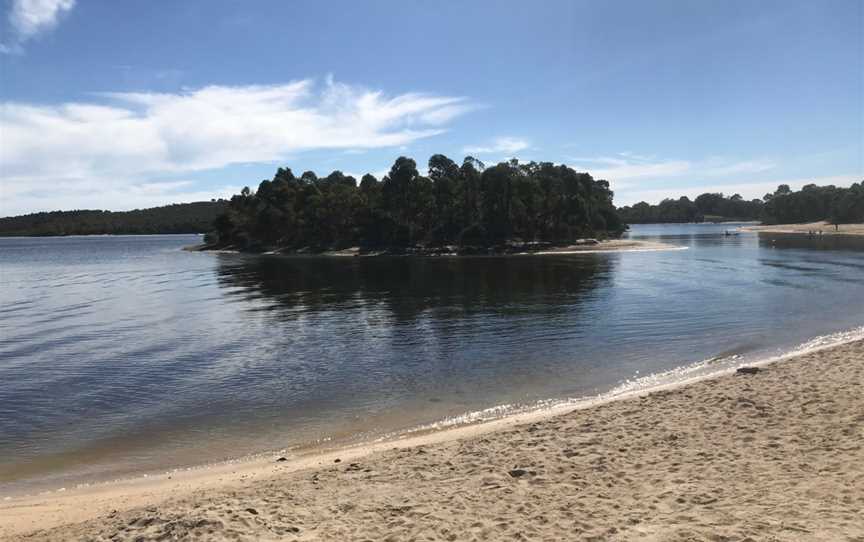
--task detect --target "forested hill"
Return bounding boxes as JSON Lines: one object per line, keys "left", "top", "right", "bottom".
{"left": 618, "top": 182, "right": 864, "bottom": 225}
{"left": 762, "top": 183, "right": 864, "bottom": 224}
{"left": 618, "top": 193, "right": 765, "bottom": 224}
{"left": 211, "top": 155, "right": 625, "bottom": 252}
{"left": 0, "top": 201, "right": 228, "bottom": 236}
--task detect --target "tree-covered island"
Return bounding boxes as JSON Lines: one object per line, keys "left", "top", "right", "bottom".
{"left": 208, "top": 155, "right": 626, "bottom": 253}
{"left": 2, "top": 162, "right": 860, "bottom": 244}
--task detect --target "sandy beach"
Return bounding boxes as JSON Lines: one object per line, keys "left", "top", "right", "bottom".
{"left": 743, "top": 221, "right": 864, "bottom": 236}
{"left": 528, "top": 239, "right": 681, "bottom": 254}
{"left": 3, "top": 339, "right": 863, "bottom": 541}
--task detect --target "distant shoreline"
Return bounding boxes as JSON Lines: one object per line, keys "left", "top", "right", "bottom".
{"left": 0, "top": 233, "right": 203, "bottom": 239}
{"left": 0, "top": 202, "right": 226, "bottom": 238}
{"left": 742, "top": 221, "right": 864, "bottom": 236}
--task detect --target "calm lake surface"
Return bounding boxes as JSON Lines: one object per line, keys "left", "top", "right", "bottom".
{"left": 1, "top": 224, "right": 864, "bottom": 494}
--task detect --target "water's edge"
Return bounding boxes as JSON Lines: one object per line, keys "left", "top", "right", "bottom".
{"left": 7, "top": 324, "right": 862, "bottom": 500}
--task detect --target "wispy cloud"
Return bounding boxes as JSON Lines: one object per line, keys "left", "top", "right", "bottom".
{"left": 569, "top": 153, "right": 775, "bottom": 182}
{"left": 1, "top": 0, "right": 75, "bottom": 53}
{"left": 700, "top": 159, "right": 777, "bottom": 177}
{"left": 464, "top": 136, "right": 530, "bottom": 155}
{"left": 570, "top": 155, "right": 691, "bottom": 179}
{"left": 0, "top": 78, "right": 476, "bottom": 215}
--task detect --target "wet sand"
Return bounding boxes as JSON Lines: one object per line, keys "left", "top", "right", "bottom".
{"left": 2, "top": 340, "right": 862, "bottom": 541}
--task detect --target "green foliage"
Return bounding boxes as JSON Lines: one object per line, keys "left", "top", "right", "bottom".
{"left": 617, "top": 197, "right": 704, "bottom": 224}
{"left": 763, "top": 182, "right": 864, "bottom": 225}
{"left": 619, "top": 193, "right": 764, "bottom": 224}
{"left": 618, "top": 182, "right": 864, "bottom": 225}
{"left": 213, "top": 155, "right": 625, "bottom": 251}
{"left": 0, "top": 201, "right": 228, "bottom": 236}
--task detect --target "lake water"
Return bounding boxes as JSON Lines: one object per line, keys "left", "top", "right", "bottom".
{"left": 1, "top": 224, "right": 863, "bottom": 495}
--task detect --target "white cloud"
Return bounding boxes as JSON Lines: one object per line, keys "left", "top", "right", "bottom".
{"left": 700, "top": 159, "right": 776, "bottom": 177}
{"left": 464, "top": 137, "right": 530, "bottom": 155}
{"left": 2, "top": 0, "right": 75, "bottom": 52}
{"left": 569, "top": 153, "right": 775, "bottom": 182}
{"left": 0, "top": 78, "right": 475, "bottom": 215}
{"left": 572, "top": 156, "right": 692, "bottom": 180}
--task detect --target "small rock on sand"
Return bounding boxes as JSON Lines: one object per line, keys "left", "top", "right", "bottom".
{"left": 736, "top": 367, "right": 760, "bottom": 375}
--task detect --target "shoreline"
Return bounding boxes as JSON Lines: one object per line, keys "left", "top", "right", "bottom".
{"left": 185, "top": 238, "right": 681, "bottom": 256}
{"left": 2, "top": 330, "right": 863, "bottom": 540}
{"left": 742, "top": 221, "right": 864, "bottom": 236}
{"left": 2, "top": 325, "right": 854, "bottom": 500}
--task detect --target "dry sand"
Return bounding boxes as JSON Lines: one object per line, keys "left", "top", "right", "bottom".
{"left": 743, "top": 221, "right": 864, "bottom": 236}
{"left": 529, "top": 239, "right": 680, "bottom": 255}
{"left": 2, "top": 340, "right": 863, "bottom": 541}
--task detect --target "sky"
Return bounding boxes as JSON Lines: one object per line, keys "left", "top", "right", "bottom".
{"left": 0, "top": 0, "right": 862, "bottom": 215}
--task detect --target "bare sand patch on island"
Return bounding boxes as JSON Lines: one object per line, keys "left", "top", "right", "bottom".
{"left": 528, "top": 239, "right": 681, "bottom": 254}
{"left": 186, "top": 239, "right": 681, "bottom": 256}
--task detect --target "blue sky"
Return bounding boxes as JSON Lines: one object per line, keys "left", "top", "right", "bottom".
{"left": 1, "top": 0, "right": 861, "bottom": 215}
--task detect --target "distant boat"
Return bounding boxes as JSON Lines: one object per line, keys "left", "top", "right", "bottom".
{"left": 724, "top": 230, "right": 740, "bottom": 236}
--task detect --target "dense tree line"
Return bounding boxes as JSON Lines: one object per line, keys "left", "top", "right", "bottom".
{"left": 0, "top": 201, "right": 228, "bottom": 236}
{"left": 762, "top": 182, "right": 864, "bottom": 225}
{"left": 618, "top": 193, "right": 764, "bottom": 224}
{"left": 619, "top": 183, "right": 864, "bottom": 225}
{"left": 212, "top": 156, "right": 625, "bottom": 251}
